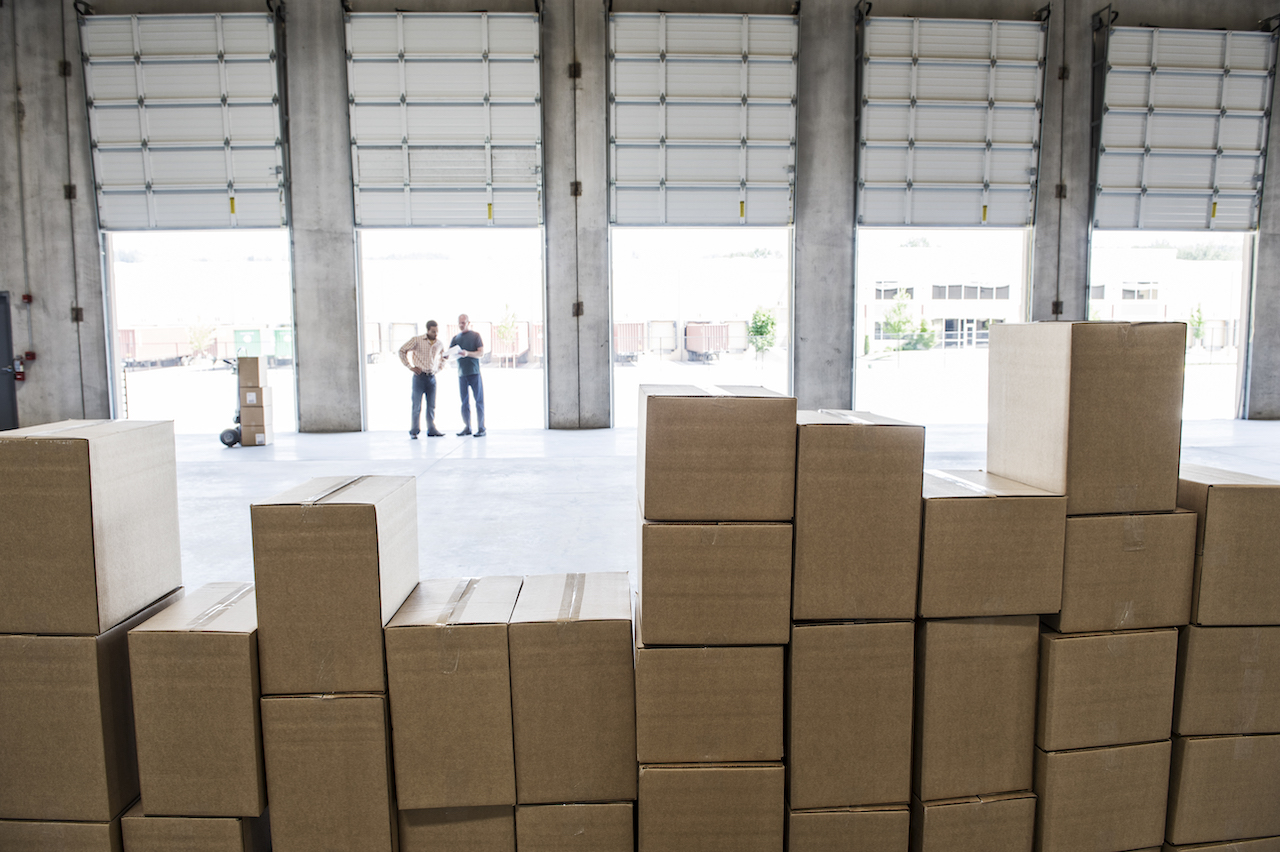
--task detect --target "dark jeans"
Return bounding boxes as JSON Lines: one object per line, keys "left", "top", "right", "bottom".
{"left": 410, "top": 371, "right": 437, "bottom": 435}
{"left": 459, "top": 371, "right": 485, "bottom": 432}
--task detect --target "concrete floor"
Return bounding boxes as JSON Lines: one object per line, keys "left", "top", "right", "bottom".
{"left": 177, "top": 420, "right": 1280, "bottom": 590}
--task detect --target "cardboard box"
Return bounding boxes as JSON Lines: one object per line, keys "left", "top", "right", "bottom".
{"left": 1033, "top": 740, "right": 1172, "bottom": 852}
{"left": 259, "top": 693, "right": 396, "bottom": 852}
{"left": 637, "top": 520, "right": 791, "bottom": 645}
{"left": 919, "top": 471, "right": 1066, "bottom": 618}
{"left": 129, "top": 583, "right": 265, "bottom": 817}
{"left": 911, "top": 792, "right": 1036, "bottom": 852}
{"left": 789, "top": 621, "right": 914, "bottom": 809}
{"left": 239, "top": 424, "right": 273, "bottom": 447}
{"left": 1166, "top": 734, "right": 1280, "bottom": 846}
{"left": 239, "top": 405, "right": 272, "bottom": 428}
{"left": 793, "top": 410, "right": 925, "bottom": 621}
{"left": 1175, "top": 625, "right": 1280, "bottom": 736}
{"left": 0, "top": 590, "right": 179, "bottom": 822}
{"left": 1163, "top": 841, "right": 1280, "bottom": 851}
{"left": 1046, "top": 511, "right": 1198, "bottom": 633}
{"left": 914, "top": 616, "right": 1039, "bottom": 801}
{"left": 787, "top": 805, "right": 909, "bottom": 852}
{"left": 251, "top": 475, "right": 418, "bottom": 695}
{"left": 239, "top": 387, "right": 271, "bottom": 408}
{"left": 635, "top": 644, "right": 783, "bottom": 763}
{"left": 237, "top": 356, "right": 268, "bottom": 388}
{"left": 0, "top": 419, "right": 182, "bottom": 635}
{"left": 1037, "top": 627, "right": 1179, "bottom": 751}
{"left": 120, "top": 801, "right": 270, "bottom": 852}
{"left": 385, "top": 577, "right": 522, "bottom": 809}
{"left": 637, "top": 385, "right": 796, "bottom": 521}
{"left": 0, "top": 814, "right": 123, "bottom": 851}
{"left": 637, "top": 763, "right": 784, "bottom": 852}
{"left": 1178, "top": 465, "right": 1280, "bottom": 625}
{"left": 516, "top": 803, "right": 634, "bottom": 852}
{"left": 987, "top": 321, "right": 1186, "bottom": 516}
{"left": 508, "top": 572, "right": 637, "bottom": 804}
{"left": 399, "top": 806, "right": 514, "bottom": 852}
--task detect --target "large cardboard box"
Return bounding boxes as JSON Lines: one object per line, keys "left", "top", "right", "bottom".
{"left": 516, "top": 803, "right": 634, "bottom": 852}
{"left": 1163, "top": 841, "right": 1280, "bottom": 851}
{"left": 129, "top": 583, "right": 265, "bottom": 817}
{"left": 987, "top": 321, "right": 1186, "bottom": 516}
{"left": 239, "top": 386, "right": 271, "bottom": 408}
{"left": 239, "top": 404, "right": 272, "bottom": 428}
{"left": 1033, "top": 740, "right": 1172, "bottom": 852}
{"left": 1175, "top": 625, "right": 1280, "bottom": 735}
{"left": 1178, "top": 465, "right": 1280, "bottom": 625}
{"left": 787, "top": 805, "right": 909, "bottom": 852}
{"left": 789, "top": 621, "right": 914, "bottom": 809}
{"left": 910, "top": 792, "right": 1036, "bottom": 852}
{"left": 508, "top": 572, "right": 637, "bottom": 804}
{"left": 1166, "top": 734, "right": 1280, "bottom": 846}
{"left": 1037, "top": 627, "right": 1178, "bottom": 751}
{"left": 251, "top": 475, "right": 418, "bottom": 695}
{"left": 120, "top": 802, "right": 270, "bottom": 852}
{"left": 914, "top": 616, "right": 1039, "bottom": 801}
{"left": 0, "top": 814, "right": 123, "bottom": 851}
{"left": 398, "top": 806, "right": 514, "bottom": 852}
{"left": 638, "top": 520, "right": 791, "bottom": 645}
{"left": 919, "top": 471, "right": 1066, "bottom": 618}
{"left": 637, "top": 763, "right": 784, "bottom": 852}
{"left": 635, "top": 644, "right": 782, "bottom": 763}
{"left": 637, "top": 385, "right": 796, "bottom": 521}
{"left": 0, "top": 590, "right": 179, "bottom": 822}
{"left": 259, "top": 693, "right": 396, "bottom": 852}
{"left": 792, "top": 410, "right": 925, "bottom": 621}
{"left": 237, "top": 356, "right": 268, "bottom": 388}
{"left": 239, "top": 424, "right": 273, "bottom": 447}
{"left": 0, "top": 420, "right": 182, "bottom": 635}
{"left": 1046, "top": 511, "right": 1198, "bottom": 633}
{"left": 385, "top": 576, "right": 522, "bottom": 809}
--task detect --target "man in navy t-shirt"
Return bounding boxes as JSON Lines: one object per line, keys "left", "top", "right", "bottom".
{"left": 450, "top": 313, "right": 486, "bottom": 437}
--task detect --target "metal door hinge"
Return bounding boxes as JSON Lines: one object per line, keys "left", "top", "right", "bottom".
{"left": 71, "top": 306, "right": 85, "bottom": 323}
{"left": 1051, "top": 300, "right": 1064, "bottom": 316}
{"left": 572, "top": 301, "right": 584, "bottom": 317}
{"left": 1055, "top": 184, "right": 1067, "bottom": 199}
{"left": 64, "top": 184, "right": 77, "bottom": 200}
{"left": 1059, "top": 65, "right": 1070, "bottom": 80}
{"left": 568, "top": 61, "right": 582, "bottom": 78}
{"left": 570, "top": 181, "right": 582, "bottom": 196}
{"left": 59, "top": 60, "right": 72, "bottom": 77}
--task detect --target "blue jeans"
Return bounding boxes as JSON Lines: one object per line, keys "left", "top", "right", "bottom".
{"left": 410, "top": 371, "right": 437, "bottom": 435}
{"left": 459, "top": 372, "right": 485, "bottom": 432}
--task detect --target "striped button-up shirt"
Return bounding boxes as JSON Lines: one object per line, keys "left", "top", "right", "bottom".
{"left": 398, "top": 334, "right": 445, "bottom": 374}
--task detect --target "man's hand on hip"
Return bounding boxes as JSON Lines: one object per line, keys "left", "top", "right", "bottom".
{"left": 412, "top": 366, "right": 423, "bottom": 375}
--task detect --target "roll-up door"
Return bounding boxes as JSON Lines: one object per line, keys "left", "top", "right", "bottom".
{"left": 345, "top": 13, "right": 542, "bottom": 227}
{"left": 79, "top": 13, "right": 286, "bottom": 230}
{"left": 1092, "top": 25, "right": 1277, "bottom": 230}
{"left": 857, "top": 16, "right": 1049, "bottom": 227}
{"left": 608, "top": 13, "right": 798, "bottom": 226}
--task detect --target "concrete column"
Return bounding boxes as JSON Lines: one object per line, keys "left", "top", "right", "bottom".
{"left": 1245, "top": 47, "right": 1280, "bottom": 418}
{"left": 285, "top": 0, "right": 363, "bottom": 431}
{"left": 792, "top": 0, "right": 856, "bottom": 410}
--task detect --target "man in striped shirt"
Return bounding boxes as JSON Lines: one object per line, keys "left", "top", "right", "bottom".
{"left": 399, "top": 320, "right": 446, "bottom": 438}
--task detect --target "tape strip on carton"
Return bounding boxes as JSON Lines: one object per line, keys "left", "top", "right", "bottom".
{"left": 300, "top": 475, "right": 366, "bottom": 506}
{"left": 557, "top": 573, "right": 587, "bottom": 622}
{"left": 924, "top": 469, "right": 990, "bottom": 496}
{"left": 436, "top": 578, "right": 479, "bottom": 625}
{"left": 186, "top": 582, "right": 255, "bottom": 630}
{"left": 20, "top": 420, "right": 111, "bottom": 438}
{"left": 1122, "top": 515, "right": 1146, "bottom": 552}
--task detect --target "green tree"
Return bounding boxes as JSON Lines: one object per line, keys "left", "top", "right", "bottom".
{"left": 749, "top": 307, "right": 777, "bottom": 357}
{"left": 902, "top": 319, "right": 936, "bottom": 351}
{"left": 881, "top": 291, "right": 917, "bottom": 349}
{"left": 188, "top": 320, "right": 215, "bottom": 359}
{"left": 1189, "top": 304, "right": 1205, "bottom": 344}
{"left": 495, "top": 305, "right": 519, "bottom": 366}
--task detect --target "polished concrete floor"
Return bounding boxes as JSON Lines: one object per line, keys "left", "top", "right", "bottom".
{"left": 177, "top": 420, "right": 1280, "bottom": 590}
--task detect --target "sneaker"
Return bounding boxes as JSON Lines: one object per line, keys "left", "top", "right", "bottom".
{"left": 409, "top": 433, "right": 418, "bottom": 439}
{"left": 457, "top": 428, "right": 472, "bottom": 436}
{"left": 474, "top": 429, "right": 487, "bottom": 437}
{"left": 427, "top": 430, "right": 445, "bottom": 437}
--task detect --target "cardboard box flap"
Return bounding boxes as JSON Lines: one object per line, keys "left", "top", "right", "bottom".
{"left": 714, "top": 384, "right": 789, "bottom": 398}
{"left": 923, "top": 470, "right": 1063, "bottom": 500}
{"left": 510, "top": 573, "right": 631, "bottom": 623}
{"left": 922, "top": 791, "right": 1037, "bottom": 808}
{"left": 255, "top": 475, "right": 413, "bottom": 507}
{"left": 812, "top": 409, "right": 921, "bottom": 428}
{"left": 388, "top": 576, "right": 522, "bottom": 628}
{"left": 791, "top": 804, "right": 909, "bottom": 815}
{"left": 641, "top": 761, "right": 779, "bottom": 770}
{"left": 1179, "top": 464, "right": 1279, "bottom": 488}
{"left": 131, "top": 583, "right": 256, "bottom": 634}
{"left": 0, "top": 419, "right": 119, "bottom": 439}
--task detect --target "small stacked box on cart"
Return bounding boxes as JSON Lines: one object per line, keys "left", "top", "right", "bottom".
{"left": 238, "top": 356, "right": 272, "bottom": 446}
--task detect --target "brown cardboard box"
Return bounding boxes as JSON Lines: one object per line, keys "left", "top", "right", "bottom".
{"left": 637, "top": 763, "right": 784, "bottom": 852}
{"left": 239, "top": 387, "right": 271, "bottom": 408}
{"left": 1037, "top": 627, "right": 1178, "bottom": 751}
{"left": 637, "top": 520, "right": 791, "bottom": 645}
{"left": 0, "top": 814, "right": 124, "bottom": 851}
{"left": 120, "top": 801, "right": 270, "bottom": 852}
{"left": 239, "top": 424, "right": 273, "bottom": 447}
{"left": 1164, "top": 841, "right": 1280, "bottom": 851}
{"left": 919, "top": 471, "right": 1066, "bottom": 618}
{"left": 239, "top": 405, "right": 271, "bottom": 428}
{"left": 385, "top": 577, "right": 522, "bottom": 809}
{"left": 129, "top": 583, "right": 265, "bottom": 817}
{"left": 237, "top": 356, "right": 268, "bottom": 388}
{"left": 1175, "top": 625, "right": 1280, "bottom": 735}
{"left": 635, "top": 644, "right": 783, "bottom": 763}
{"left": 1046, "top": 511, "right": 1198, "bottom": 633}
{"left": 1178, "top": 465, "right": 1280, "bottom": 625}
{"left": 259, "top": 693, "right": 396, "bottom": 852}
{"left": 789, "top": 621, "right": 914, "bottom": 809}
{"left": 1166, "top": 734, "right": 1280, "bottom": 846}
{"left": 792, "top": 410, "right": 925, "bottom": 621}
{"left": 637, "top": 385, "right": 797, "bottom": 521}
{"left": 0, "top": 419, "right": 182, "bottom": 635}
{"left": 399, "top": 806, "right": 514, "bottom": 852}
{"left": 0, "top": 591, "right": 180, "bottom": 822}
{"left": 988, "top": 321, "right": 1186, "bottom": 516}
{"left": 911, "top": 792, "right": 1036, "bottom": 852}
{"left": 787, "top": 805, "right": 909, "bottom": 852}
{"left": 251, "top": 475, "right": 418, "bottom": 695}
{"left": 508, "top": 572, "right": 637, "bottom": 804}
{"left": 914, "top": 616, "right": 1039, "bottom": 801}
{"left": 1033, "top": 740, "right": 1172, "bottom": 852}
{"left": 516, "top": 803, "right": 634, "bottom": 852}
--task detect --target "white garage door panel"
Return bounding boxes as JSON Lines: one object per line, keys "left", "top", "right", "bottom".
{"left": 81, "top": 13, "right": 287, "bottom": 229}
{"left": 346, "top": 12, "right": 543, "bottom": 227}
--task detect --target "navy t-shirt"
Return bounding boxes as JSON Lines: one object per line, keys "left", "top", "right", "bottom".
{"left": 451, "top": 330, "right": 483, "bottom": 376}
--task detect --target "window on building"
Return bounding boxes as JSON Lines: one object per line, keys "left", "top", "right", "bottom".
{"left": 1090, "top": 285, "right": 1106, "bottom": 301}
{"left": 1122, "top": 287, "right": 1159, "bottom": 300}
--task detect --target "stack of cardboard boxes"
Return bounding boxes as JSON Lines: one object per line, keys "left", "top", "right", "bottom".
{"left": 238, "top": 356, "right": 272, "bottom": 447}
{"left": 0, "top": 421, "right": 184, "bottom": 849}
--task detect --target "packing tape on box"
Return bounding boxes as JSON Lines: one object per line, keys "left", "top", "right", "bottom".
{"left": 924, "top": 469, "right": 991, "bottom": 496}
{"left": 436, "top": 578, "right": 479, "bottom": 626}
{"left": 299, "top": 476, "right": 365, "bottom": 506}
{"left": 1113, "top": 599, "right": 1136, "bottom": 630}
{"left": 186, "top": 582, "right": 255, "bottom": 630}
{"left": 557, "top": 572, "right": 587, "bottom": 622}
{"left": 818, "top": 409, "right": 874, "bottom": 426}
{"left": 1122, "top": 515, "right": 1146, "bottom": 552}
{"left": 19, "top": 420, "right": 110, "bottom": 438}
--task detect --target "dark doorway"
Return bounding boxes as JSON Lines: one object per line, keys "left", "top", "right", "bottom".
{"left": 0, "top": 292, "right": 18, "bottom": 430}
